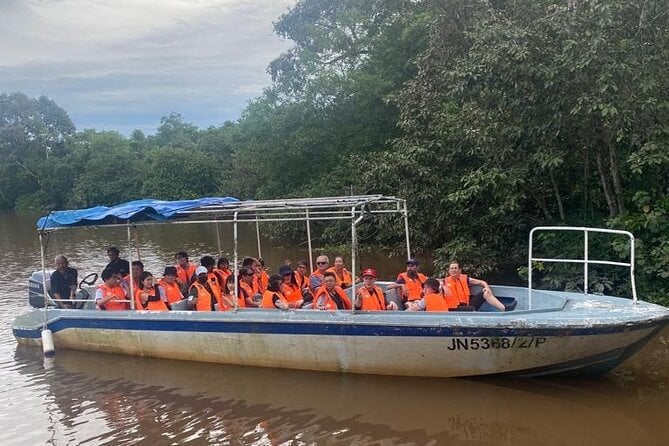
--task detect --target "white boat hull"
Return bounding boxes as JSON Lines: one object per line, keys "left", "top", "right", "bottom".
{"left": 13, "top": 287, "right": 669, "bottom": 378}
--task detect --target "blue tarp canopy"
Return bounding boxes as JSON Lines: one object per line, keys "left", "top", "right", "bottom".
{"left": 37, "top": 197, "right": 240, "bottom": 230}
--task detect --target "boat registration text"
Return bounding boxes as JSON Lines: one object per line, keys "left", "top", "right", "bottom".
{"left": 446, "top": 337, "right": 548, "bottom": 351}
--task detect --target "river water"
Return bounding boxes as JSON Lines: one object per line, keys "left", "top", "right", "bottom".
{"left": 1, "top": 211, "right": 667, "bottom": 445}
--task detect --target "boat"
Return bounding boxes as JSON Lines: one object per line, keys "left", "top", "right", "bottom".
{"left": 13, "top": 195, "right": 669, "bottom": 378}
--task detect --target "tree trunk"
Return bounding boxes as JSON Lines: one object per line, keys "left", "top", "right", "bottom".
{"left": 549, "top": 170, "right": 566, "bottom": 222}
{"left": 607, "top": 139, "right": 625, "bottom": 214}
{"left": 595, "top": 147, "right": 618, "bottom": 217}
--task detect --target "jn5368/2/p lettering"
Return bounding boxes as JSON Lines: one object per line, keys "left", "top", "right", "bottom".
{"left": 446, "top": 337, "right": 547, "bottom": 351}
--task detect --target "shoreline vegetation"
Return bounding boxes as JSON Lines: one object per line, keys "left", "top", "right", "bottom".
{"left": 1, "top": 1, "right": 667, "bottom": 305}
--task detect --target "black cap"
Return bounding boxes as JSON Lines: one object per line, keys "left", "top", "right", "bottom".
{"left": 406, "top": 258, "right": 419, "bottom": 266}
{"left": 164, "top": 266, "right": 177, "bottom": 276}
{"left": 278, "top": 265, "right": 293, "bottom": 276}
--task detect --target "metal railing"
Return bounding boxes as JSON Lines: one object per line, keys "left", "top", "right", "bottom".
{"left": 528, "top": 226, "right": 637, "bottom": 308}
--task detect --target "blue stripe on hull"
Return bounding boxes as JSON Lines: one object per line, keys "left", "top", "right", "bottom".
{"left": 13, "top": 314, "right": 665, "bottom": 340}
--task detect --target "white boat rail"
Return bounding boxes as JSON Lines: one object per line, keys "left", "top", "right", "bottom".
{"left": 528, "top": 226, "right": 637, "bottom": 308}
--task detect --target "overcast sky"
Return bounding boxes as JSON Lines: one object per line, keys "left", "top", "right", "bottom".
{"left": 0, "top": 0, "right": 295, "bottom": 134}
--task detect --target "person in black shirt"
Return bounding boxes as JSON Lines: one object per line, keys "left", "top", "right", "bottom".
{"left": 104, "top": 246, "right": 130, "bottom": 277}
{"left": 50, "top": 255, "right": 78, "bottom": 309}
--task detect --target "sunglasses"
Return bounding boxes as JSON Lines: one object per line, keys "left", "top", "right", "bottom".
{"left": 316, "top": 261, "right": 328, "bottom": 265}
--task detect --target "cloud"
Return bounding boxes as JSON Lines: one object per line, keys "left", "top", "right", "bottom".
{"left": 0, "top": 0, "right": 295, "bottom": 133}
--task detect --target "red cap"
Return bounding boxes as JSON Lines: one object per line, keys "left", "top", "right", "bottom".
{"left": 362, "top": 268, "right": 377, "bottom": 278}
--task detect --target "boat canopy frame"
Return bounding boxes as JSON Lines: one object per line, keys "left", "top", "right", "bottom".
{"left": 37, "top": 195, "right": 412, "bottom": 313}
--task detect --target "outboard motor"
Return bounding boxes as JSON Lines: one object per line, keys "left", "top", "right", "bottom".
{"left": 28, "top": 271, "right": 51, "bottom": 308}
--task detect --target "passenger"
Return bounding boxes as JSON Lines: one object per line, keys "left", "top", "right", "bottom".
{"left": 221, "top": 274, "right": 245, "bottom": 310}
{"left": 50, "top": 254, "right": 77, "bottom": 309}
{"left": 279, "top": 265, "right": 305, "bottom": 308}
{"left": 309, "top": 255, "right": 330, "bottom": 293}
{"left": 175, "top": 251, "right": 196, "bottom": 293}
{"left": 95, "top": 269, "right": 129, "bottom": 311}
{"left": 158, "top": 266, "right": 184, "bottom": 304}
{"left": 261, "top": 274, "right": 290, "bottom": 310}
{"left": 123, "top": 260, "right": 144, "bottom": 296}
{"left": 238, "top": 266, "right": 260, "bottom": 307}
{"left": 354, "top": 268, "right": 398, "bottom": 311}
{"left": 257, "top": 258, "right": 269, "bottom": 292}
{"left": 326, "top": 256, "right": 353, "bottom": 288}
{"left": 294, "top": 260, "right": 310, "bottom": 290}
{"left": 388, "top": 258, "right": 427, "bottom": 303}
{"left": 241, "top": 257, "right": 264, "bottom": 295}
{"left": 405, "top": 278, "right": 449, "bottom": 312}
{"left": 104, "top": 246, "right": 130, "bottom": 277}
{"left": 200, "top": 255, "right": 224, "bottom": 309}
{"left": 443, "top": 262, "right": 506, "bottom": 311}
{"left": 188, "top": 266, "right": 217, "bottom": 311}
{"left": 135, "top": 272, "right": 170, "bottom": 311}
{"left": 314, "top": 271, "right": 352, "bottom": 310}
{"left": 215, "top": 257, "right": 232, "bottom": 284}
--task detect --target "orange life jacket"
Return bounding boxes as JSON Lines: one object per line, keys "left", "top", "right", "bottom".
{"left": 260, "top": 270, "right": 269, "bottom": 292}
{"left": 443, "top": 274, "right": 470, "bottom": 307}
{"left": 295, "top": 271, "right": 308, "bottom": 289}
{"left": 176, "top": 262, "right": 196, "bottom": 286}
{"left": 314, "top": 286, "right": 352, "bottom": 310}
{"left": 239, "top": 281, "right": 257, "bottom": 306}
{"left": 281, "top": 281, "right": 303, "bottom": 303}
{"left": 357, "top": 285, "right": 386, "bottom": 311}
{"left": 189, "top": 281, "right": 216, "bottom": 311}
{"left": 397, "top": 272, "right": 427, "bottom": 301}
{"left": 261, "top": 290, "right": 288, "bottom": 309}
{"left": 424, "top": 292, "right": 449, "bottom": 312}
{"left": 326, "top": 267, "right": 353, "bottom": 288}
{"left": 207, "top": 271, "right": 224, "bottom": 308}
{"left": 97, "top": 283, "right": 128, "bottom": 311}
{"left": 135, "top": 286, "right": 170, "bottom": 311}
{"left": 158, "top": 279, "right": 184, "bottom": 304}
{"left": 214, "top": 268, "right": 231, "bottom": 284}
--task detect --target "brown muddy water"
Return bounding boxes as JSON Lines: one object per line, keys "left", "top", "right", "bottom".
{"left": 1, "top": 211, "right": 668, "bottom": 445}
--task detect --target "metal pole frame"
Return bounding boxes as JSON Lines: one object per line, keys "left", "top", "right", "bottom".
{"left": 306, "top": 209, "right": 314, "bottom": 272}
{"left": 233, "top": 211, "right": 239, "bottom": 310}
{"left": 39, "top": 232, "right": 50, "bottom": 327}
{"left": 126, "top": 224, "right": 136, "bottom": 310}
{"left": 255, "top": 217, "right": 262, "bottom": 259}
{"left": 528, "top": 226, "right": 638, "bottom": 308}
{"left": 403, "top": 201, "right": 411, "bottom": 260}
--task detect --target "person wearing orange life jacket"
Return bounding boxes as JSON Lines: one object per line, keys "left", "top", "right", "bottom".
{"left": 215, "top": 257, "right": 232, "bottom": 284}
{"left": 257, "top": 258, "right": 269, "bottom": 292}
{"left": 314, "top": 271, "right": 352, "bottom": 310}
{"left": 158, "top": 266, "right": 184, "bottom": 304}
{"left": 261, "top": 275, "right": 290, "bottom": 310}
{"left": 354, "top": 268, "right": 399, "bottom": 311}
{"left": 200, "top": 255, "right": 225, "bottom": 309}
{"left": 175, "top": 251, "right": 197, "bottom": 294}
{"left": 294, "top": 260, "right": 310, "bottom": 290}
{"left": 241, "top": 256, "right": 265, "bottom": 295}
{"left": 309, "top": 255, "right": 331, "bottom": 293}
{"left": 405, "top": 278, "right": 449, "bottom": 312}
{"left": 326, "top": 256, "right": 354, "bottom": 288}
{"left": 238, "top": 266, "right": 260, "bottom": 307}
{"left": 121, "top": 260, "right": 144, "bottom": 299}
{"left": 443, "top": 262, "right": 506, "bottom": 311}
{"left": 135, "top": 272, "right": 170, "bottom": 311}
{"left": 95, "top": 269, "right": 129, "bottom": 311}
{"left": 220, "top": 274, "right": 245, "bottom": 310}
{"left": 279, "top": 265, "right": 305, "bottom": 309}
{"left": 388, "top": 258, "right": 427, "bottom": 303}
{"left": 188, "top": 266, "right": 217, "bottom": 311}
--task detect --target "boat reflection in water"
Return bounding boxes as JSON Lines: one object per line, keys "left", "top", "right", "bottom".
{"left": 13, "top": 340, "right": 668, "bottom": 446}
